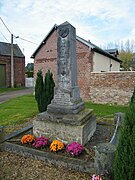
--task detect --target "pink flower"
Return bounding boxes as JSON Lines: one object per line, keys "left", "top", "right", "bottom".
{"left": 92, "top": 174, "right": 102, "bottom": 180}
{"left": 66, "top": 142, "right": 84, "bottom": 156}
{"left": 33, "top": 136, "right": 49, "bottom": 148}
{"left": 92, "top": 174, "right": 96, "bottom": 180}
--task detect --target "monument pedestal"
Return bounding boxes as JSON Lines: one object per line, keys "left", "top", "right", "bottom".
{"left": 33, "top": 109, "right": 96, "bottom": 145}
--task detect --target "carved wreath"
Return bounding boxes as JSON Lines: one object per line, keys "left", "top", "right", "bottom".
{"left": 58, "top": 27, "right": 69, "bottom": 38}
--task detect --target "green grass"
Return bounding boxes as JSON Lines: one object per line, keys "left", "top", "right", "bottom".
{"left": 0, "top": 94, "right": 128, "bottom": 126}
{"left": 0, "top": 94, "right": 38, "bottom": 126}
{"left": 85, "top": 101, "right": 128, "bottom": 117}
{"left": 0, "top": 87, "right": 26, "bottom": 94}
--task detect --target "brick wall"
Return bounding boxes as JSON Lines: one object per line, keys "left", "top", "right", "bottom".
{"left": 89, "top": 72, "right": 135, "bottom": 105}
{"left": 14, "top": 57, "right": 25, "bottom": 86}
{"left": 0, "top": 55, "right": 25, "bottom": 87}
{"left": 34, "top": 31, "right": 57, "bottom": 82}
{"left": 76, "top": 40, "right": 92, "bottom": 99}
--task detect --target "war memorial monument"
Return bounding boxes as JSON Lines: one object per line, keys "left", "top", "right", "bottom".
{"left": 33, "top": 22, "right": 96, "bottom": 145}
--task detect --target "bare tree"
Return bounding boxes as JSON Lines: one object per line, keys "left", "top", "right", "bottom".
{"left": 101, "top": 39, "right": 135, "bottom": 71}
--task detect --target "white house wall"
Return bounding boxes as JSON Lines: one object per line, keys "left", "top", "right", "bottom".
{"left": 93, "top": 52, "right": 120, "bottom": 72}
{"left": 111, "top": 59, "right": 120, "bottom": 71}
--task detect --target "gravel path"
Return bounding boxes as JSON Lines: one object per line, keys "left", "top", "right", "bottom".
{"left": 0, "top": 151, "right": 92, "bottom": 180}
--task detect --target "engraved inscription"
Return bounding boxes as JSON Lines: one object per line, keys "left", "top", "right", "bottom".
{"left": 58, "top": 38, "right": 69, "bottom": 81}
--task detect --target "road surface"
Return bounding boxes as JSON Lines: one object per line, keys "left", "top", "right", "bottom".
{"left": 0, "top": 88, "right": 33, "bottom": 104}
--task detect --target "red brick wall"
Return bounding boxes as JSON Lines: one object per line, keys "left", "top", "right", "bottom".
{"left": 34, "top": 30, "right": 92, "bottom": 99}
{"left": 34, "top": 31, "right": 57, "bottom": 82}
{"left": 89, "top": 72, "right": 135, "bottom": 105}
{"left": 0, "top": 55, "right": 25, "bottom": 87}
{"left": 76, "top": 40, "right": 93, "bottom": 99}
{"left": 14, "top": 57, "right": 25, "bottom": 87}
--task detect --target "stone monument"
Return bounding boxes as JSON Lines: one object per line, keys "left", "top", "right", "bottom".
{"left": 47, "top": 21, "right": 84, "bottom": 114}
{"left": 33, "top": 22, "right": 96, "bottom": 145}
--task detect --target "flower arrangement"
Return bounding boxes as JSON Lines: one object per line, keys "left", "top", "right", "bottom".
{"left": 50, "top": 140, "right": 64, "bottom": 152}
{"left": 21, "top": 134, "right": 35, "bottom": 144}
{"left": 66, "top": 142, "right": 84, "bottom": 156}
{"left": 32, "top": 136, "right": 49, "bottom": 148}
{"left": 92, "top": 174, "right": 102, "bottom": 180}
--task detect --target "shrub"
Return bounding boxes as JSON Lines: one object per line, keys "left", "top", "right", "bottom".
{"left": 32, "top": 136, "right": 49, "bottom": 148}
{"left": 114, "top": 88, "right": 135, "bottom": 180}
{"left": 50, "top": 140, "right": 64, "bottom": 152}
{"left": 35, "top": 70, "right": 44, "bottom": 112}
{"left": 25, "top": 71, "right": 33, "bottom": 77}
{"left": 21, "top": 134, "right": 35, "bottom": 144}
{"left": 131, "top": 87, "right": 135, "bottom": 103}
{"left": 44, "top": 69, "right": 55, "bottom": 111}
{"left": 35, "top": 69, "right": 55, "bottom": 112}
{"left": 66, "top": 142, "right": 84, "bottom": 156}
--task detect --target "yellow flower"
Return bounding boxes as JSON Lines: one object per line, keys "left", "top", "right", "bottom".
{"left": 50, "top": 140, "right": 64, "bottom": 152}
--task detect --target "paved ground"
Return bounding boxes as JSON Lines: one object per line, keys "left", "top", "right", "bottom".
{"left": 0, "top": 88, "right": 33, "bottom": 104}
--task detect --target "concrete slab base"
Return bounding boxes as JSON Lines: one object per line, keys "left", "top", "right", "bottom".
{"left": 33, "top": 109, "right": 96, "bottom": 145}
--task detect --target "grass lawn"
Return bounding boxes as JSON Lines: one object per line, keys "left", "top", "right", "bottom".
{"left": 85, "top": 101, "right": 128, "bottom": 117}
{"left": 0, "top": 94, "right": 128, "bottom": 126}
{"left": 0, "top": 87, "right": 26, "bottom": 94}
{"left": 0, "top": 95, "right": 38, "bottom": 126}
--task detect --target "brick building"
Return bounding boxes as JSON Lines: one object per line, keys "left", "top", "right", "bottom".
{"left": 31, "top": 23, "right": 122, "bottom": 100}
{"left": 0, "top": 42, "right": 25, "bottom": 88}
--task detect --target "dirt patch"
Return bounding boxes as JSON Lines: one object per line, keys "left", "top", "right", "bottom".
{"left": 12, "top": 140, "right": 95, "bottom": 163}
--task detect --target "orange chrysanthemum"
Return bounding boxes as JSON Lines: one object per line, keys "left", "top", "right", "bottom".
{"left": 50, "top": 140, "right": 64, "bottom": 152}
{"left": 21, "top": 134, "right": 35, "bottom": 144}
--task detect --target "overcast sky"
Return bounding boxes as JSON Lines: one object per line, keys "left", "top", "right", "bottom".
{"left": 0, "top": 0, "right": 135, "bottom": 65}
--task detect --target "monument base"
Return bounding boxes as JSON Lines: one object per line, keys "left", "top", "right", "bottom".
{"left": 33, "top": 109, "right": 96, "bottom": 145}
{"left": 47, "top": 101, "right": 85, "bottom": 114}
